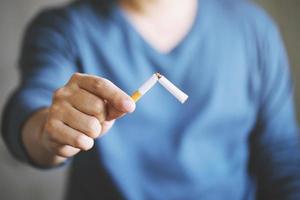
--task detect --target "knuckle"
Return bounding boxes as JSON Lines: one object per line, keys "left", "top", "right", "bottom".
{"left": 51, "top": 96, "right": 71, "bottom": 115}
{"left": 94, "top": 78, "right": 111, "bottom": 91}
{"left": 53, "top": 88, "right": 66, "bottom": 101}
{"left": 45, "top": 119, "right": 58, "bottom": 133}
{"left": 49, "top": 103, "right": 64, "bottom": 118}
{"left": 93, "top": 80, "right": 104, "bottom": 91}
{"left": 71, "top": 72, "right": 82, "bottom": 81}
{"left": 50, "top": 103, "right": 60, "bottom": 113}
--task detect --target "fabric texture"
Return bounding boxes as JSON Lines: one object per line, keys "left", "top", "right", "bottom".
{"left": 2, "top": 0, "right": 300, "bottom": 199}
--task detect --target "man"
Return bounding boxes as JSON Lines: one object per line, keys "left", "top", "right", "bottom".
{"left": 2, "top": 0, "right": 300, "bottom": 199}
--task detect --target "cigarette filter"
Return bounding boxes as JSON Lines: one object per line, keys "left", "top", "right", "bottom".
{"left": 131, "top": 74, "right": 158, "bottom": 102}
{"left": 158, "top": 75, "right": 189, "bottom": 104}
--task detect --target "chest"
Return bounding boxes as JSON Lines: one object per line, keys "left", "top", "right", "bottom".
{"left": 76, "top": 15, "right": 260, "bottom": 136}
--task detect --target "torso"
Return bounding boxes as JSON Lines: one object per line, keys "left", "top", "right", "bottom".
{"left": 62, "top": 0, "right": 271, "bottom": 199}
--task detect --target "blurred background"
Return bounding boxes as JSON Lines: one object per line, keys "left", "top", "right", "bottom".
{"left": 0, "top": 0, "right": 299, "bottom": 199}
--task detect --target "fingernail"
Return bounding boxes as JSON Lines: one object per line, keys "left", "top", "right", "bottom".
{"left": 122, "top": 99, "right": 136, "bottom": 112}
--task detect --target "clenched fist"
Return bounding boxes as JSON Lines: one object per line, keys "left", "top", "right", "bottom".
{"left": 22, "top": 73, "right": 135, "bottom": 166}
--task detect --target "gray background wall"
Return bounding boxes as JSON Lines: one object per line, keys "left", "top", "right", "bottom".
{"left": 0, "top": 0, "right": 299, "bottom": 199}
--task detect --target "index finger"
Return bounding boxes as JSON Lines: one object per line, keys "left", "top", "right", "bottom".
{"left": 70, "top": 73, "right": 135, "bottom": 113}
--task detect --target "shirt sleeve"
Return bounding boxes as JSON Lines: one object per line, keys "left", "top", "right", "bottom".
{"left": 249, "top": 20, "right": 300, "bottom": 199}
{"left": 1, "top": 8, "right": 78, "bottom": 166}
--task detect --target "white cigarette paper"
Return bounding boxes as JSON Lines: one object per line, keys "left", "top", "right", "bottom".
{"left": 158, "top": 76, "right": 189, "bottom": 103}
{"left": 131, "top": 74, "right": 158, "bottom": 102}
{"left": 139, "top": 74, "right": 158, "bottom": 95}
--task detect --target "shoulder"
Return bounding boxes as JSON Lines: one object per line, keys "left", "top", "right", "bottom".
{"left": 23, "top": 0, "right": 113, "bottom": 51}
{"left": 26, "top": 1, "right": 87, "bottom": 31}
{"left": 208, "top": 0, "right": 284, "bottom": 61}
{"left": 27, "top": 0, "right": 112, "bottom": 33}
{"left": 215, "top": 0, "right": 280, "bottom": 37}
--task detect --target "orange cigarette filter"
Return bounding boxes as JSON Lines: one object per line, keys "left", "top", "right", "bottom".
{"left": 131, "top": 73, "right": 160, "bottom": 103}
{"left": 131, "top": 91, "right": 142, "bottom": 102}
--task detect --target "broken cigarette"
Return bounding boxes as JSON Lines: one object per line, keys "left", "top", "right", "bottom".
{"left": 131, "top": 73, "right": 159, "bottom": 102}
{"left": 158, "top": 74, "right": 189, "bottom": 104}
{"left": 131, "top": 72, "right": 188, "bottom": 104}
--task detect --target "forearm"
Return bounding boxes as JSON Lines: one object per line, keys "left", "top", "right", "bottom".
{"left": 251, "top": 135, "right": 300, "bottom": 200}
{"left": 21, "top": 108, "right": 67, "bottom": 167}
{"left": 250, "top": 109, "right": 300, "bottom": 199}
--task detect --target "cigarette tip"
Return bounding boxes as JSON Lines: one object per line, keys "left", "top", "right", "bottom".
{"left": 180, "top": 96, "right": 189, "bottom": 104}
{"left": 155, "top": 72, "right": 162, "bottom": 79}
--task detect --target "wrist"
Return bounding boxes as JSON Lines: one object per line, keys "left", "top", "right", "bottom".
{"left": 22, "top": 108, "right": 67, "bottom": 167}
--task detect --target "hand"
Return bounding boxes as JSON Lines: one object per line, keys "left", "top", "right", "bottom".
{"left": 41, "top": 73, "right": 135, "bottom": 158}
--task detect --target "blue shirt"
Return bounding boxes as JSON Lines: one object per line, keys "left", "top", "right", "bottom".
{"left": 2, "top": 0, "right": 300, "bottom": 199}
